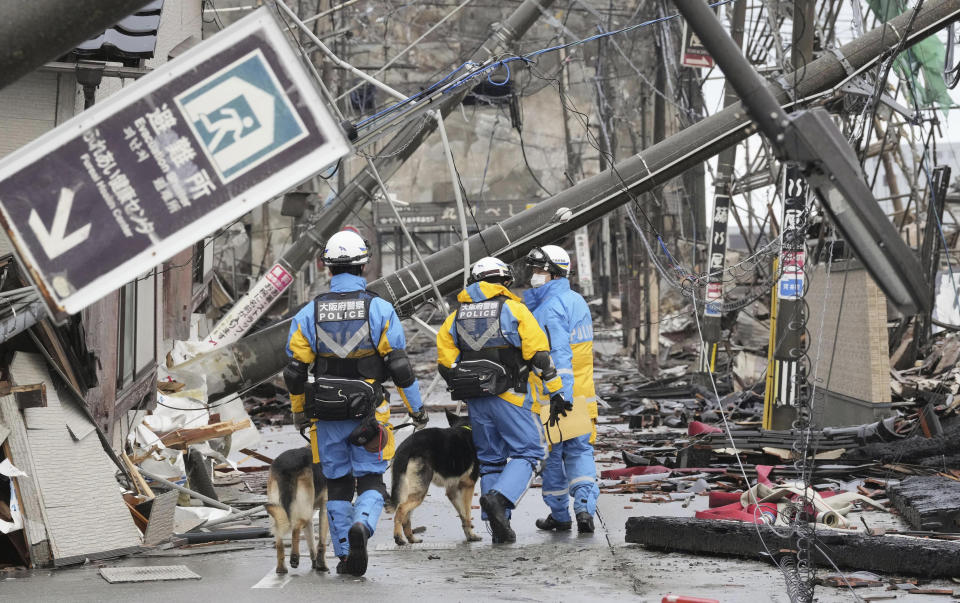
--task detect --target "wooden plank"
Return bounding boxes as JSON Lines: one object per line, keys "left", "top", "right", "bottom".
{"left": 238, "top": 448, "right": 273, "bottom": 465}
{"left": 80, "top": 292, "right": 118, "bottom": 441}
{"left": 157, "top": 419, "right": 251, "bottom": 449}
{"left": 121, "top": 451, "right": 154, "bottom": 498}
{"left": 31, "top": 321, "right": 82, "bottom": 394}
{"left": 0, "top": 396, "right": 51, "bottom": 566}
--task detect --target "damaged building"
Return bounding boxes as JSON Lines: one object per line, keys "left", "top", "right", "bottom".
{"left": 1, "top": 0, "right": 960, "bottom": 602}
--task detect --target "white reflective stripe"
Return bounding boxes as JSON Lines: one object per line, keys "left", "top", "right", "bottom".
{"left": 569, "top": 475, "right": 595, "bottom": 486}
{"left": 573, "top": 395, "right": 597, "bottom": 403}
{"left": 315, "top": 323, "right": 371, "bottom": 358}
{"left": 542, "top": 488, "right": 569, "bottom": 497}
{"left": 456, "top": 320, "right": 500, "bottom": 351}
{"left": 557, "top": 368, "right": 574, "bottom": 375}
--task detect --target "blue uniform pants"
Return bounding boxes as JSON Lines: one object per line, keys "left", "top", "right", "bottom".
{"left": 468, "top": 396, "right": 545, "bottom": 509}
{"left": 314, "top": 418, "right": 387, "bottom": 557}
{"left": 541, "top": 434, "right": 599, "bottom": 522}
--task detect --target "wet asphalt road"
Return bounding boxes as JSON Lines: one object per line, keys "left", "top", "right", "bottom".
{"left": 3, "top": 414, "right": 957, "bottom": 602}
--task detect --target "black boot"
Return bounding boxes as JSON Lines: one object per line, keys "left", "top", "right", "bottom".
{"left": 480, "top": 491, "right": 516, "bottom": 544}
{"left": 343, "top": 523, "right": 370, "bottom": 576}
{"left": 535, "top": 514, "right": 572, "bottom": 531}
{"left": 335, "top": 556, "right": 348, "bottom": 574}
{"left": 576, "top": 511, "right": 595, "bottom": 534}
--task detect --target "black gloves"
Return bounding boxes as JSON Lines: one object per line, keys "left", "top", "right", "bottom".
{"left": 293, "top": 411, "right": 310, "bottom": 431}
{"left": 410, "top": 409, "right": 429, "bottom": 428}
{"left": 547, "top": 394, "right": 573, "bottom": 427}
{"left": 348, "top": 415, "right": 387, "bottom": 452}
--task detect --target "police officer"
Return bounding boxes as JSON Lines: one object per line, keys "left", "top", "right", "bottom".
{"left": 284, "top": 230, "right": 428, "bottom": 576}
{"left": 524, "top": 245, "right": 600, "bottom": 534}
{"left": 436, "top": 256, "right": 568, "bottom": 543}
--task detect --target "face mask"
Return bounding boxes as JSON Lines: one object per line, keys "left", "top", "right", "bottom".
{"left": 530, "top": 273, "right": 549, "bottom": 288}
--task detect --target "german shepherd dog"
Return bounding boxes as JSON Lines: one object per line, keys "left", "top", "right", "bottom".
{"left": 390, "top": 410, "right": 481, "bottom": 545}
{"left": 266, "top": 447, "right": 329, "bottom": 574}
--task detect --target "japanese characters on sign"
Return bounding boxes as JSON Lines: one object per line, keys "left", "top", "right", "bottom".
{"left": 776, "top": 167, "right": 808, "bottom": 301}
{"left": 703, "top": 194, "right": 730, "bottom": 319}
{"left": 0, "top": 8, "right": 349, "bottom": 322}
{"left": 204, "top": 262, "right": 293, "bottom": 347}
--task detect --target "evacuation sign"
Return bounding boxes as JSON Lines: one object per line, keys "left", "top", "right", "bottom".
{"left": 681, "top": 20, "right": 715, "bottom": 69}
{"left": 0, "top": 8, "right": 349, "bottom": 322}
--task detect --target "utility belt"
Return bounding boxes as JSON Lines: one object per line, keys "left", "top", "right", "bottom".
{"left": 313, "top": 355, "right": 387, "bottom": 383}
{"left": 306, "top": 376, "right": 384, "bottom": 421}
{"left": 447, "top": 358, "right": 529, "bottom": 401}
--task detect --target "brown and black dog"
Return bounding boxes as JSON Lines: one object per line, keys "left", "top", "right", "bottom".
{"left": 266, "top": 447, "right": 329, "bottom": 574}
{"left": 390, "top": 410, "right": 481, "bottom": 545}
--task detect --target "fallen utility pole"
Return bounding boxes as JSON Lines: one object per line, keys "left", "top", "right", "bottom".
{"left": 201, "top": 0, "right": 556, "bottom": 349}
{"left": 625, "top": 516, "right": 960, "bottom": 578}
{"left": 171, "top": 0, "right": 960, "bottom": 402}
{"left": 0, "top": 0, "right": 153, "bottom": 92}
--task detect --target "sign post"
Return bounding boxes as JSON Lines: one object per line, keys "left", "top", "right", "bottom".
{"left": 0, "top": 8, "right": 349, "bottom": 322}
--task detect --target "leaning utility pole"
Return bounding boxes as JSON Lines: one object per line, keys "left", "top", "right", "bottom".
{"left": 698, "top": 0, "right": 746, "bottom": 371}
{"left": 171, "top": 0, "right": 958, "bottom": 401}
{"left": 768, "top": 0, "right": 817, "bottom": 429}
{"left": 200, "top": 0, "right": 556, "bottom": 350}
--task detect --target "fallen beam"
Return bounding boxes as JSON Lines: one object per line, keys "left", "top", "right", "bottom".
{"left": 157, "top": 419, "right": 252, "bottom": 449}
{"left": 888, "top": 476, "right": 960, "bottom": 533}
{"left": 624, "top": 516, "right": 960, "bottom": 578}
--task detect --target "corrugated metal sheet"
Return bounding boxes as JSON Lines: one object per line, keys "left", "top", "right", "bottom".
{"left": 99, "top": 565, "right": 200, "bottom": 583}
{"left": 142, "top": 490, "right": 179, "bottom": 547}
{"left": 9, "top": 353, "right": 142, "bottom": 563}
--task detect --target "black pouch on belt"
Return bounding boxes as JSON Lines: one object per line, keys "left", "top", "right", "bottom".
{"left": 447, "top": 359, "right": 511, "bottom": 400}
{"left": 307, "top": 377, "right": 382, "bottom": 421}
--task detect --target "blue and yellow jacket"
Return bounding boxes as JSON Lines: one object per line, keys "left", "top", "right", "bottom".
{"left": 437, "top": 281, "right": 563, "bottom": 411}
{"left": 524, "top": 277, "right": 598, "bottom": 442}
{"left": 286, "top": 273, "right": 423, "bottom": 459}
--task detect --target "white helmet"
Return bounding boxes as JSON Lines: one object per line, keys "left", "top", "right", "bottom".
{"left": 525, "top": 245, "right": 571, "bottom": 277}
{"left": 323, "top": 230, "right": 370, "bottom": 266}
{"left": 469, "top": 256, "right": 513, "bottom": 285}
